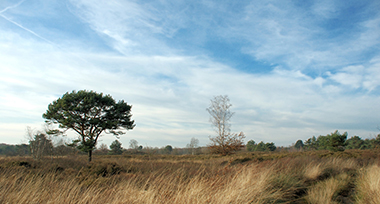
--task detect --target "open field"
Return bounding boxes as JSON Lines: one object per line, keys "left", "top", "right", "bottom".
{"left": 1, "top": 150, "right": 380, "bottom": 204}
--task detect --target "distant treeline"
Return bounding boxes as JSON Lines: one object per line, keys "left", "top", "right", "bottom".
{"left": 1, "top": 130, "right": 380, "bottom": 157}
{"left": 0, "top": 142, "right": 206, "bottom": 157}
{"left": 0, "top": 143, "right": 30, "bottom": 156}
{"left": 301, "top": 130, "right": 380, "bottom": 151}
{"left": 0, "top": 143, "right": 76, "bottom": 157}
{"left": 246, "top": 130, "right": 380, "bottom": 152}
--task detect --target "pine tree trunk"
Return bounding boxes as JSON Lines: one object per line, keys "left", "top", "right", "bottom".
{"left": 88, "top": 150, "right": 92, "bottom": 162}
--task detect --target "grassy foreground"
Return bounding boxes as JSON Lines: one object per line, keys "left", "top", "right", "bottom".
{"left": 1, "top": 150, "right": 380, "bottom": 204}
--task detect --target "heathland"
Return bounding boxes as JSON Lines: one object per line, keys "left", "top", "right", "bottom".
{"left": 1, "top": 150, "right": 380, "bottom": 203}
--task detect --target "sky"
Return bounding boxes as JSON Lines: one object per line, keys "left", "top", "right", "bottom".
{"left": 1, "top": 0, "right": 380, "bottom": 148}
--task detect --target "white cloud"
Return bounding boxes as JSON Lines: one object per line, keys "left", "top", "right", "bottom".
{"left": 213, "top": 1, "right": 380, "bottom": 74}
{"left": 326, "top": 59, "right": 380, "bottom": 92}
{"left": 364, "top": 59, "right": 380, "bottom": 91}
{"left": 328, "top": 65, "right": 365, "bottom": 89}
{"left": 68, "top": 0, "right": 182, "bottom": 55}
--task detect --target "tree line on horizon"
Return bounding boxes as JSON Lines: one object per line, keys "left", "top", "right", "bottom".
{"left": 0, "top": 138, "right": 200, "bottom": 157}
{"left": 246, "top": 130, "right": 380, "bottom": 153}
{"left": 2, "top": 130, "right": 380, "bottom": 157}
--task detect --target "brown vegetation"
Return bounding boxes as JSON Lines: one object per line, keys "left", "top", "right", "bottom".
{"left": 0, "top": 150, "right": 380, "bottom": 203}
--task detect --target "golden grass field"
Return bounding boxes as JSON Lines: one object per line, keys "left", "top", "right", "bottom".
{"left": 1, "top": 150, "right": 380, "bottom": 204}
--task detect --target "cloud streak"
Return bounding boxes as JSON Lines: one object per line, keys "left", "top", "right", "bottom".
{"left": 0, "top": 0, "right": 26, "bottom": 14}
{"left": 0, "top": 14, "right": 54, "bottom": 45}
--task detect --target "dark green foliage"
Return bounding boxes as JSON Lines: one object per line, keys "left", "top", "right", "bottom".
{"left": 246, "top": 140, "right": 256, "bottom": 151}
{"left": 249, "top": 141, "right": 277, "bottom": 152}
{"left": 255, "top": 141, "right": 267, "bottom": 151}
{"left": 294, "top": 140, "right": 304, "bottom": 149}
{"left": 346, "top": 136, "right": 365, "bottom": 150}
{"left": 0, "top": 144, "right": 30, "bottom": 156}
{"left": 43, "top": 90, "right": 135, "bottom": 162}
{"left": 316, "top": 135, "right": 330, "bottom": 150}
{"left": 15, "top": 144, "right": 30, "bottom": 156}
{"left": 328, "top": 131, "right": 347, "bottom": 151}
{"left": 313, "top": 130, "right": 347, "bottom": 152}
{"left": 164, "top": 145, "right": 173, "bottom": 154}
{"left": 370, "top": 134, "right": 380, "bottom": 148}
{"left": 109, "top": 140, "right": 123, "bottom": 155}
{"left": 304, "top": 136, "right": 317, "bottom": 150}
{"left": 303, "top": 130, "right": 358, "bottom": 151}
{"left": 265, "top": 142, "right": 277, "bottom": 151}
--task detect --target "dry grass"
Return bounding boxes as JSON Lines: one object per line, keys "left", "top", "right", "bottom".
{"left": 0, "top": 150, "right": 379, "bottom": 203}
{"left": 0, "top": 162, "right": 284, "bottom": 203}
{"left": 304, "top": 163, "right": 323, "bottom": 181}
{"left": 306, "top": 173, "right": 350, "bottom": 204}
{"left": 356, "top": 164, "right": 380, "bottom": 204}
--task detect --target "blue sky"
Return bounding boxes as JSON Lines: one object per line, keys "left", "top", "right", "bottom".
{"left": 1, "top": 0, "right": 380, "bottom": 148}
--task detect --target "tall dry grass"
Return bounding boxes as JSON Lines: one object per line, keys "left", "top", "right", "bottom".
{"left": 0, "top": 162, "right": 287, "bottom": 203}
{"left": 356, "top": 164, "right": 380, "bottom": 204}
{"left": 306, "top": 173, "right": 350, "bottom": 204}
{"left": 0, "top": 150, "right": 379, "bottom": 203}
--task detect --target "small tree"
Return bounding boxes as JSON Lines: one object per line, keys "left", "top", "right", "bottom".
{"left": 246, "top": 140, "right": 256, "bottom": 152}
{"left": 304, "top": 136, "right": 318, "bottom": 150}
{"left": 253, "top": 141, "right": 276, "bottom": 151}
{"left": 27, "top": 127, "right": 53, "bottom": 160}
{"left": 129, "top": 139, "right": 139, "bottom": 152}
{"left": 109, "top": 140, "right": 123, "bottom": 155}
{"left": 29, "top": 133, "right": 53, "bottom": 160}
{"left": 43, "top": 90, "right": 135, "bottom": 162}
{"left": 164, "top": 145, "right": 173, "bottom": 154}
{"left": 186, "top": 137, "right": 199, "bottom": 155}
{"left": 294, "top": 140, "right": 304, "bottom": 150}
{"left": 317, "top": 135, "right": 330, "bottom": 150}
{"left": 328, "top": 130, "right": 347, "bottom": 151}
{"left": 255, "top": 141, "right": 266, "bottom": 151}
{"left": 345, "top": 136, "right": 365, "bottom": 149}
{"left": 96, "top": 143, "right": 109, "bottom": 155}
{"left": 207, "top": 95, "right": 245, "bottom": 155}
{"left": 373, "top": 134, "right": 380, "bottom": 147}
{"left": 265, "top": 142, "right": 277, "bottom": 151}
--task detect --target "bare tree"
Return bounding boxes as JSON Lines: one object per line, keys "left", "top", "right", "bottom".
{"left": 186, "top": 137, "right": 199, "bottom": 155}
{"left": 27, "top": 127, "right": 53, "bottom": 160}
{"left": 96, "top": 143, "right": 109, "bottom": 155}
{"left": 207, "top": 95, "right": 245, "bottom": 155}
{"left": 129, "top": 139, "right": 139, "bottom": 152}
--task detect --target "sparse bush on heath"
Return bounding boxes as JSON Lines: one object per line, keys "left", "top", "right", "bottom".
{"left": 0, "top": 150, "right": 379, "bottom": 203}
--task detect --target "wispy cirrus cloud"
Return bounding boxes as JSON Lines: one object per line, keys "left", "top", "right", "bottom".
{"left": 215, "top": 1, "right": 380, "bottom": 73}
{"left": 67, "top": 0, "right": 380, "bottom": 78}
{"left": 0, "top": 0, "right": 26, "bottom": 14}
